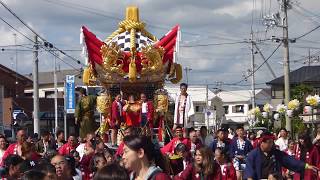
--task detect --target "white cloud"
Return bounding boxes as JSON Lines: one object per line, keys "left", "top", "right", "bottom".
{"left": 213, "top": 1, "right": 259, "bottom": 18}
{"left": 0, "top": 0, "right": 319, "bottom": 89}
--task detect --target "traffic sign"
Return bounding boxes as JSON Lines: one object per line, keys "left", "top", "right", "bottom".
{"left": 65, "top": 75, "right": 75, "bottom": 113}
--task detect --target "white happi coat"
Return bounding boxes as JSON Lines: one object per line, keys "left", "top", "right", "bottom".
{"left": 174, "top": 93, "right": 195, "bottom": 128}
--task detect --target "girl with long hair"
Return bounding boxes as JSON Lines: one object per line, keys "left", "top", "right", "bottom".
{"left": 293, "top": 133, "right": 317, "bottom": 180}
{"left": 122, "top": 135, "right": 171, "bottom": 180}
{"left": 174, "top": 146, "right": 222, "bottom": 180}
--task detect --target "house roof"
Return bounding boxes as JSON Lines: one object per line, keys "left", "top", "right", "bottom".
{"left": 165, "top": 85, "right": 216, "bottom": 102}
{"left": 0, "top": 64, "right": 33, "bottom": 85}
{"left": 165, "top": 86, "right": 271, "bottom": 104}
{"left": 216, "top": 89, "right": 270, "bottom": 103}
{"left": 25, "top": 69, "right": 83, "bottom": 86}
{"left": 266, "top": 66, "right": 320, "bottom": 86}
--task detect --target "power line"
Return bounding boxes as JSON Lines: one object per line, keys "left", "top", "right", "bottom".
{"left": 290, "top": 45, "right": 320, "bottom": 50}
{"left": 0, "top": 0, "right": 85, "bottom": 66}
{"left": 232, "top": 42, "right": 282, "bottom": 85}
{"left": 294, "top": 4, "right": 320, "bottom": 20}
{"left": 0, "top": 44, "right": 33, "bottom": 47}
{"left": 45, "top": 49, "right": 82, "bottom": 72}
{"left": 293, "top": 24, "right": 320, "bottom": 40}
{"left": 291, "top": 7, "right": 320, "bottom": 25}
{"left": 181, "top": 41, "right": 248, "bottom": 47}
{"left": 0, "top": 17, "right": 35, "bottom": 43}
{"left": 42, "top": 0, "right": 123, "bottom": 21}
{"left": 0, "top": 16, "right": 82, "bottom": 71}
{"left": 40, "top": 0, "right": 246, "bottom": 42}
{"left": 0, "top": 48, "right": 33, "bottom": 52}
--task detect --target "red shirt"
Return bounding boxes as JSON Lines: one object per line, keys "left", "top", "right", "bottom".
{"left": 58, "top": 143, "right": 78, "bottom": 156}
{"left": 219, "top": 162, "right": 236, "bottom": 180}
{"left": 293, "top": 144, "right": 318, "bottom": 180}
{"left": 115, "top": 142, "right": 125, "bottom": 158}
{"left": 161, "top": 137, "right": 187, "bottom": 155}
{"left": 1, "top": 143, "right": 19, "bottom": 166}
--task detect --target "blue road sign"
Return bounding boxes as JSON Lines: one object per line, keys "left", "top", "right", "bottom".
{"left": 65, "top": 75, "right": 75, "bottom": 113}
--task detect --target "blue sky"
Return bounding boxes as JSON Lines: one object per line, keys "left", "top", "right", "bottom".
{"left": 0, "top": 0, "right": 320, "bottom": 90}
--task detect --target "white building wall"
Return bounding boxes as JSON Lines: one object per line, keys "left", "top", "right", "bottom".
{"left": 25, "top": 87, "right": 65, "bottom": 98}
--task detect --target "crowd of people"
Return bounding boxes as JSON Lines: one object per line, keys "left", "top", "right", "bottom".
{"left": 1, "top": 83, "right": 320, "bottom": 180}
{"left": 0, "top": 125, "right": 320, "bottom": 180}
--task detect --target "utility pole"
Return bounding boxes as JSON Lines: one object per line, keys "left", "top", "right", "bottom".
{"left": 14, "top": 33, "right": 18, "bottom": 98}
{"left": 308, "top": 49, "right": 311, "bottom": 66}
{"left": 64, "top": 80, "right": 67, "bottom": 141}
{"left": 253, "top": 43, "right": 277, "bottom": 79}
{"left": 54, "top": 56, "right": 58, "bottom": 134}
{"left": 33, "top": 35, "right": 40, "bottom": 134}
{"left": 184, "top": 67, "right": 192, "bottom": 84}
{"left": 205, "top": 84, "right": 209, "bottom": 130}
{"left": 282, "top": 0, "right": 291, "bottom": 132}
{"left": 250, "top": 31, "right": 256, "bottom": 109}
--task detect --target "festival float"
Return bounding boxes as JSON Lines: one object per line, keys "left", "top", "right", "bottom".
{"left": 80, "top": 6, "right": 182, "bottom": 141}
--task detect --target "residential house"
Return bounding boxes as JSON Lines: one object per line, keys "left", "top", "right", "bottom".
{"left": 24, "top": 69, "right": 100, "bottom": 135}
{"left": 0, "top": 64, "right": 33, "bottom": 135}
{"left": 216, "top": 89, "right": 271, "bottom": 129}
{"left": 266, "top": 66, "right": 320, "bottom": 124}
{"left": 24, "top": 69, "right": 84, "bottom": 98}
{"left": 266, "top": 66, "right": 320, "bottom": 106}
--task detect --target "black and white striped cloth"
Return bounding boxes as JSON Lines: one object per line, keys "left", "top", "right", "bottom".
{"left": 109, "top": 31, "right": 154, "bottom": 52}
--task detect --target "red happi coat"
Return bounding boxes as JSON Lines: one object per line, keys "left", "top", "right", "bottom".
{"left": 174, "top": 163, "right": 222, "bottom": 180}
{"left": 311, "top": 145, "right": 320, "bottom": 180}
{"left": 58, "top": 143, "right": 78, "bottom": 156}
{"left": 1, "top": 143, "right": 40, "bottom": 166}
{"left": 293, "top": 144, "right": 319, "bottom": 180}
{"left": 219, "top": 162, "right": 236, "bottom": 180}
{"left": 251, "top": 139, "right": 260, "bottom": 149}
{"left": 115, "top": 141, "right": 125, "bottom": 158}
{"left": 282, "top": 149, "right": 296, "bottom": 177}
{"left": 161, "top": 137, "right": 187, "bottom": 155}
{"left": 111, "top": 100, "right": 123, "bottom": 128}
{"left": 80, "top": 153, "right": 94, "bottom": 180}
{"left": 182, "top": 138, "right": 203, "bottom": 152}
{"left": 1, "top": 143, "right": 19, "bottom": 166}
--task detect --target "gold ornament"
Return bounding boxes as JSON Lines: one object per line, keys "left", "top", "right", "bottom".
{"left": 155, "top": 94, "right": 169, "bottom": 113}
{"left": 100, "top": 42, "right": 125, "bottom": 76}
{"left": 170, "top": 63, "right": 183, "bottom": 84}
{"left": 141, "top": 45, "right": 164, "bottom": 74}
{"left": 128, "top": 58, "right": 137, "bottom": 82}
{"left": 98, "top": 118, "right": 109, "bottom": 135}
{"left": 96, "top": 93, "right": 112, "bottom": 115}
{"left": 82, "top": 65, "right": 97, "bottom": 86}
{"left": 82, "top": 67, "right": 90, "bottom": 85}
{"left": 154, "top": 89, "right": 169, "bottom": 113}
{"left": 105, "top": 6, "right": 157, "bottom": 43}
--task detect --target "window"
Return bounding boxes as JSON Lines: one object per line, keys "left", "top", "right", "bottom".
{"left": 45, "top": 91, "right": 55, "bottom": 98}
{"left": 232, "top": 105, "right": 244, "bottom": 113}
{"left": 271, "top": 88, "right": 276, "bottom": 98}
{"left": 314, "top": 88, "right": 320, "bottom": 95}
{"left": 195, "top": 106, "right": 204, "bottom": 113}
{"left": 271, "top": 88, "right": 284, "bottom": 99}
{"left": 223, "top": 106, "right": 229, "bottom": 114}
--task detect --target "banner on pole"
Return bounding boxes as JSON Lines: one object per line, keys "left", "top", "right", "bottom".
{"left": 65, "top": 75, "right": 75, "bottom": 113}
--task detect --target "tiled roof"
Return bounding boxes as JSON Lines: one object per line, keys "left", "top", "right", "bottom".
{"left": 266, "top": 66, "right": 320, "bottom": 85}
